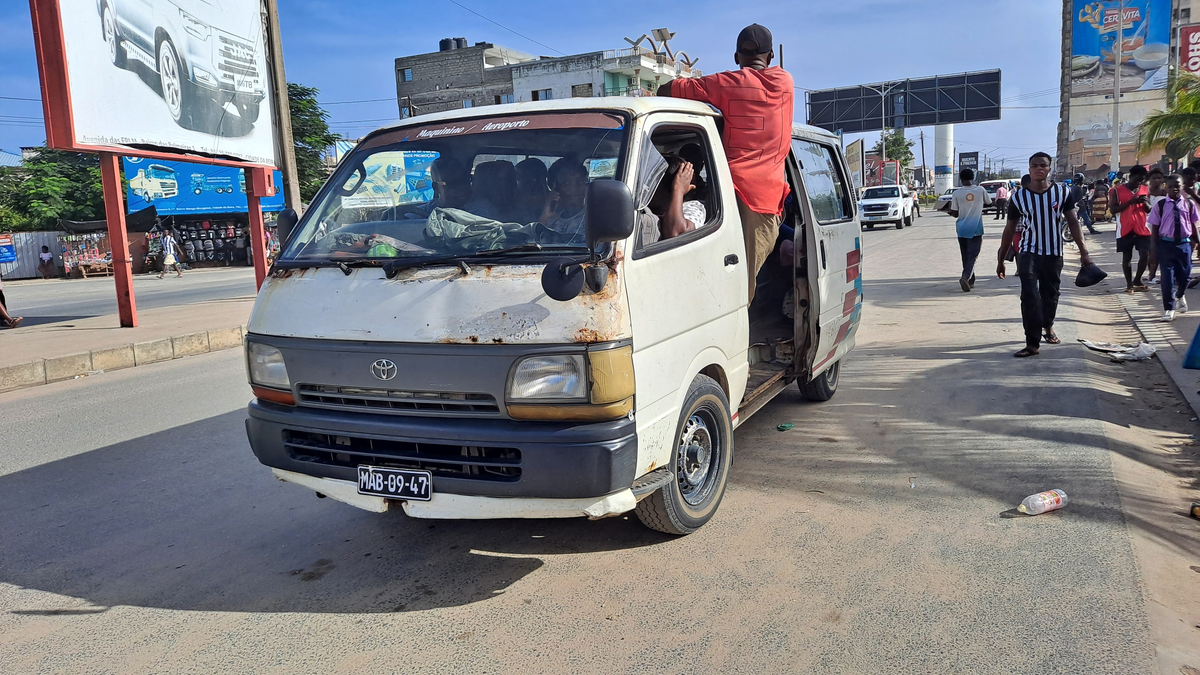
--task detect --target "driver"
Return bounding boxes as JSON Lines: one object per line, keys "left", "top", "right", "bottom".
{"left": 540, "top": 157, "right": 589, "bottom": 242}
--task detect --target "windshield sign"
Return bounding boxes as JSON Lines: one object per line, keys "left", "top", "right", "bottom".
{"left": 281, "top": 113, "right": 627, "bottom": 266}
{"left": 863, "top": 187, "right": 899, "bottom": 199}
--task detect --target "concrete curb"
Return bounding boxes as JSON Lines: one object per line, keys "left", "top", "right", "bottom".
{"left": 0, "top": 325, "right": 246, "bottom": 394}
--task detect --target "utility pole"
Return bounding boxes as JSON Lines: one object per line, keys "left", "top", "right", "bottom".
{"left": 920, "top": 129, "right": 927, "bottom": 191}
{"left": 264, "top": 0, "right": 302, "bottom": 211}
{"left": 1111, "top": 0, "right": 1124, "bottom": 174}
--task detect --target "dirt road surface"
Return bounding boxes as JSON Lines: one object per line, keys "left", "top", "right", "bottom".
{"left": 0, "top": 212, "right": 1196, "bottom": 673}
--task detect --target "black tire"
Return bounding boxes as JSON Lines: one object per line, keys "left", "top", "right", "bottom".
{"left": 895, "top": 219, "right": 904, "bottom": 230}
{"left": 865, "top": 224, "right": 874, "bottom": 230}
{"left": 158, "top": 38, "right": 193, "bottom": 126}
{"left": 102, "top": 6, "right": 126, "bottom": 68}
{"left": 799, "top": 360, "right": 840, "bottom": 402}
{"left": 635, "top": 375, "right": 733, "bottom": 535}
{"left": 237, "top": 100, "right": 261, "bottom": 124}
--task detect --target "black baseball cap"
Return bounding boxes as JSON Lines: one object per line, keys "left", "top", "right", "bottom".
{"left": 737, "top": 24, "right": 772, "bottom": 55}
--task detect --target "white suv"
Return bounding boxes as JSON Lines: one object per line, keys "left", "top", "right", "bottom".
{"left": 858, "top": 185, "right": 913, "bottom": 230}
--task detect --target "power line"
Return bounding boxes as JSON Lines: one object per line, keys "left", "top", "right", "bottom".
{"left": 444, "top": 0, "right": 566, "bottom": 56}
{"left": 320, "top": 97, "right": 395, "bottom": 106}
{"left": 0, "top": 95, "right": 42, "bottom": 102}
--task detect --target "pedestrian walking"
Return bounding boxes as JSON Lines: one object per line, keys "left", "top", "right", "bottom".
{"left": 948, "top": 168, "right": 992, "bottom": 292}
{"left": 659, "top": 23, "right": 793, "bottom": 304}
{"left": 1149, "top": 175, "right": 1199, "bottom": 320}
{"left": 1072, "top": 174, "right": 1098, "bottom": 234}
{"left": 997, "top": 152, "right": 1092, "bottom": 358}
{"left": 993, "top": 182, "right": 1009, "bottom": 220}
{"left": 1111, "top": 165, "right": 1152, "bottom": 293}
{"left": 37, "top": 246, "right": 56, "bottom": 279}
{"left": 157, "top": 229, "right": 184, "bottom": 279}
{"left": 0, "top": 272, "right": 21, "bottom": 328}
{"left": 911, "top": 186, "right": 921, "bottom": 218}
{"left": 1147, "top": 167, "right": 1166, "bottom": 282}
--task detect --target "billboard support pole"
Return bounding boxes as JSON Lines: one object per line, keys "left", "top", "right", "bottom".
{"left": 1111, "top": 0, "right": 1125, "bottom": 173}
{"left": 99, "top": 153, "right": 137, "bottom": 327}
{"left": 247, "top": 167, "right": 272, "bottom": 291}
{"left": 264, "top": 0, "right": 302, "bottom": 212}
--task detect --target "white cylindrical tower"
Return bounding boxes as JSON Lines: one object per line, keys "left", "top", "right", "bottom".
{"left": 934, "top": 124, "right": 954, "bottom": 194}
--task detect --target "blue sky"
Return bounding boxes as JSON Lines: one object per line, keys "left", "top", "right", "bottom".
{"left": 0, "top": 0, "right": 1063, "bottom": 168}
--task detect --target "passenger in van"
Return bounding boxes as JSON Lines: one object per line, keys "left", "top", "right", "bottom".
{"left": 540, "top": 157, "right": 589, "bottom": 242}
{"left": 464, "top": 160, "right": 520, "bottom": 222}
{"left": 429, "top": 158, "right": 472, "bottom": 210}
{"left": 640, "top": 156, "right": 705, "bottom": 246}
{"left": 678, "top": 143, "right": 710, "bottom": 202}
{"left": 514, "top": 158, "right": 550, "bottom": 223}
{"left": 658, "top": 23, "right": 794, "bottom": 303}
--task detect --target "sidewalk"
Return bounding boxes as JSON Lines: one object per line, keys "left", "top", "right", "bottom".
{"left": 1084, "top": 227, "right": 1200, "bottom": 418}
{"left": 0, "top": 297, "right": 253, "bottom": 393}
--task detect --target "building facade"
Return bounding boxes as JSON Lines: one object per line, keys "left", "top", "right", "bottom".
{"left": 394, "top": 39, "right": 700, "bottom": 118}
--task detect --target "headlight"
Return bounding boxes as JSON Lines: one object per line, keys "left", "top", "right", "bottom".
{"left": 247, "top": 342, "right": 290, "bottom": 390}
{"left": 509, "top": 355, "right": 587, "bottom": 400}
{"left": 507, "top": 347, "right": 634, "bottom": 421}
{"left": 180, "top": 10, "right": 210, "bottom": 39}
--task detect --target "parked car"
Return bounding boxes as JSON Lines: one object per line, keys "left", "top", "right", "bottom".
{"left": 936, "top": 188, "right": 955, "bottom": 211}
{"left": 979, "top": 180, "right": 1015, "bottom": 215}
{"left": 858, "top": 185, "right": 912, "bottom": 229}
{"left": 97, "top": 0, "right": 267, "bottom": 130}
{"left": 243, "top": 97, "right": 865, "bottom": 535}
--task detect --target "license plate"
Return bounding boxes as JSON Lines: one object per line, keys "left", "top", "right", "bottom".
{"left": 356, "top": 465, "right": 433, "bottom": 501}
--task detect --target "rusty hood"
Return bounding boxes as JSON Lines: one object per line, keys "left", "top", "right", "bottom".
{"left": 248, "top": 263, "right": 630, "bottom": 344}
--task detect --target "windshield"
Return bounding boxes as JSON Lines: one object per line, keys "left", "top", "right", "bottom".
{"left": 863, "top": 187, "right": 899, "bottom": 199}
{"left": 281, "top": 112, "right": 627, "bottom": 265}
{"left": 982, "top": 183, "right": 1000, "bottom": 193}
{"left": 147, "top": 166, "right": 174, "bottom": 178}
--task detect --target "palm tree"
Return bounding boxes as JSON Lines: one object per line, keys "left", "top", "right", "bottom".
{"left": 1137, "top": 73, "right": 1200, "bottom": 157}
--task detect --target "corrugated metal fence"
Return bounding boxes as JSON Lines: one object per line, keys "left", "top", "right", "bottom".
{"left": 0, "top": 231, "right": 61, "bottom": 280}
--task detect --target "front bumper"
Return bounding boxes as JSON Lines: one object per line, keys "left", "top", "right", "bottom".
{"left": 246, "top": 399, "right": 638, "bottom": 501}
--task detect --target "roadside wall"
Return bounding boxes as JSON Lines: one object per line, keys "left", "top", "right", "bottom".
{"left": 0, "top": 231, "right": 59, "bottom": 280}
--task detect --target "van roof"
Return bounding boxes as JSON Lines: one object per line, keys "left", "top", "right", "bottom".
{"left": 374, "top": 97, "right": 839, "bottom": 144}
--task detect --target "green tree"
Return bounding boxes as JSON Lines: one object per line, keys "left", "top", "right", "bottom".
{"left": 288, "top": 82, "right": 339, "bottom": 202}
{"left": 1137, "top": 73, "right": 1200, "bottom": 157}
{"left": 0, "top": 148, "right": 104, "bottom": 231}
{"left": 871, "top": 128, "right": 916, "bottom": 166}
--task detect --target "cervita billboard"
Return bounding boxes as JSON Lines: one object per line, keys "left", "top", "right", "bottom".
{"left": 30, "top": 0, "right": 277, "bottom": 166}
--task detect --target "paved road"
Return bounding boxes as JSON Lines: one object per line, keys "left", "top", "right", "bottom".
{"left": 2, "top": 268, "right": 257, "bottom": 326}
{"left": 0, "top": 212, "right": 1191, "bottom": 672}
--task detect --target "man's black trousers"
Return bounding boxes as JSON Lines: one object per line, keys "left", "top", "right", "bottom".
{"left": 1017, "top": 253, "right": 1063, "bottom": 349}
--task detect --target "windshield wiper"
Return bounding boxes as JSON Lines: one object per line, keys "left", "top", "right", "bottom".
{"left": 382, "top": 243, "right": 556, "bottom": 277}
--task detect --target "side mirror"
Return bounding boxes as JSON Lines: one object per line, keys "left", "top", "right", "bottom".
{"left": 276, "top": 208, "right": 298, "bottom": 245}
{"left": 584, "top": 180, "right": 635, "bottom": 251}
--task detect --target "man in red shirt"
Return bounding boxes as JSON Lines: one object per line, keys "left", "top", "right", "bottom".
{"left": 659, "top": 23, "right": 794, "bottom": 303}
{"left": 1110, "top": 165, "right": 1152, "bottom": 292}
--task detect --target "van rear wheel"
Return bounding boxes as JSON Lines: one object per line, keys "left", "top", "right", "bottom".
{"left": 635, "top": 375, "right": 732, "bottom": 535}
{"left": 799, "top": 360, "right": 840, "bottom": 401}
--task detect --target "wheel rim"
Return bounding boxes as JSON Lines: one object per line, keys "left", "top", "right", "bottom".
{"left": 103, "top": 9, "right": 116, "bottom": 61}
{"left": 825, "top": 361, "right": 840, "bottom": 389}
{"left": 159, "top": 43, "right": 182, "bottom": 119}
{"left": 676, "top": 404, "right": 723, "bottom": 507}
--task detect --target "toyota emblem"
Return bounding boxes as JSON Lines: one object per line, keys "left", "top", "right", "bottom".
{"left": 370, "top": 359, "right": 398, "bottom": 381}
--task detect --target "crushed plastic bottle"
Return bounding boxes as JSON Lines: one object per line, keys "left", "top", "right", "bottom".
{"left": 1017, "top": 489, "right": 1068, "bottom": 515}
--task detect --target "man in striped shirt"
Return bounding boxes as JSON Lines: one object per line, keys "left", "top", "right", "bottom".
{"left": 996, "top": 152, "right": 1093, "bottom": 358}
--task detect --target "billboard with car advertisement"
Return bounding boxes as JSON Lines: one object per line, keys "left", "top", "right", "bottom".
{"left": 123, "top": 157, "right": 284, "bottom": 215}
{"left": 29, "top": 0, "right": 277, "bottom": 166}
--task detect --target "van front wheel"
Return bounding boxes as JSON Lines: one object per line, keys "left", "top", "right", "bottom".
{"left": 635, "top": 375, "right": 733, "bottom": 535}
{"left": 799, "top": 360, "right": 840, "bottom": 401}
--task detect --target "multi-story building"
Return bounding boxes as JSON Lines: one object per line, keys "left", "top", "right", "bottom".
{"left": 394, "top": 38, "right": 701, "bottom": 118}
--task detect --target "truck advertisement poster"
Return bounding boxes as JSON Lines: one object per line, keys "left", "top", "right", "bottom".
{"left": 1071, "top": 0, "right": 1170, "bottom": 98}
{"left": 39, "top": 0, "right": 277, "bottom": 166}
{"left": 123, "top": 157, "right": 285, "bottom": 216}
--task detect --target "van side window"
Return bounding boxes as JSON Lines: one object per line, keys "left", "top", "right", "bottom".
{"left": 634, "top": 126, "right": 722, "bottom": 253}
{"left": 791, "top": 139, "right": 852, "bottom": 224}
